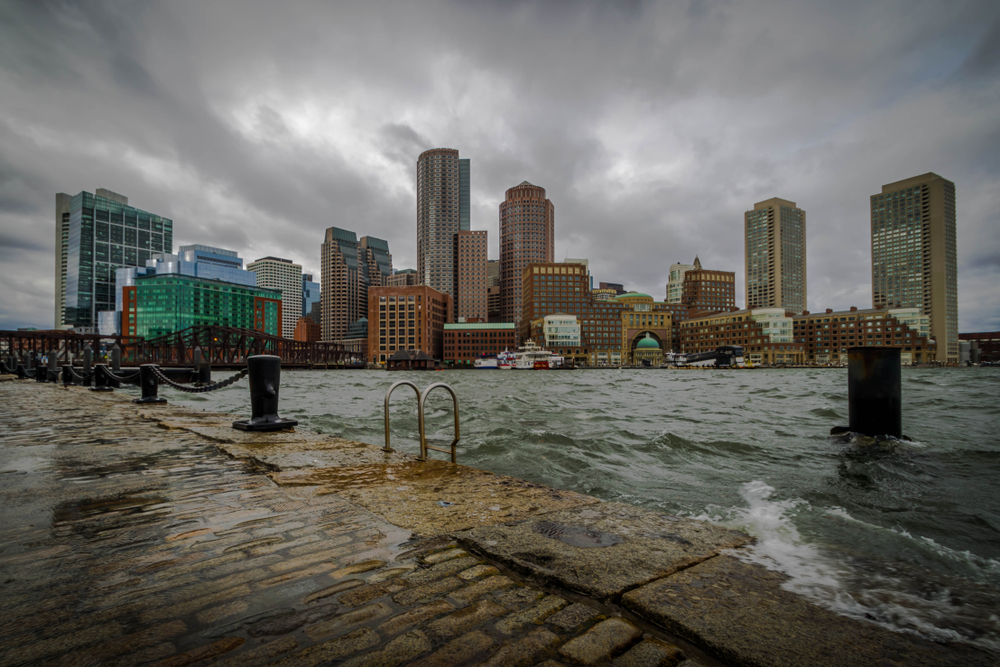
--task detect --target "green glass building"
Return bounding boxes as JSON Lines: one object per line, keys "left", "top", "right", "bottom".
{"left": 60, "top": 188, "right": 173, "bottom": 330}
{"left": 132, "top": 274, "right": 281, "bottom": 339}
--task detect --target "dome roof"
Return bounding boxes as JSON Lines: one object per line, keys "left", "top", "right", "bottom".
{"left": 636, "top": 334, "right": 660, "bottom": 349}
{"left": 616, "top": 292, "right": 652, "bottom": 300}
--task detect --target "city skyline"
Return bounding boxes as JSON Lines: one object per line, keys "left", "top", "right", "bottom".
{"left": 1, "top": 1, "right": 998, "bottom": 332}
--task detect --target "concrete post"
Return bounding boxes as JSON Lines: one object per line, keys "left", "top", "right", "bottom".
{"left": 848, "top": 347, "right": 902, "bottom": 438}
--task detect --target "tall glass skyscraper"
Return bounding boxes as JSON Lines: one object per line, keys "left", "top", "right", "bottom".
{"left": 871, "top": 173, "right": 957, "bottom": 362}
{"left": 744, "top": 197, "right": 806, "bottom": 313}
{"left": 58, "top": 188, "right": 173, "bottom": 331}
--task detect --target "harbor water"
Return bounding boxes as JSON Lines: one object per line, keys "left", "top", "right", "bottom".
{"left": 164, "top": 367, "right": 1000, "bottom": 651}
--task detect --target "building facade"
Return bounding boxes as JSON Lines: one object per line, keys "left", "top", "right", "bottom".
{"left": 367, "top": 285, "right": 452, "bottom": 364}
{"left": 416, "top": 148, "right": 469, "bottom": 301}
{"left": 455, "top": 230, "right": 488, "bottom": 321}
{"left": 871, "top": 173, "right": 957, "bottom": 362}
{"left": 293, "top": 316, "right": 321, "bottom": 342}
{"left": 360, "top": 236, "right": 393, "bottom": 288}
{"left": 302, "top": 273, "right": 320, "bottom": 324}
{"left": 666, "top": 262, "right": 696, "bottom": 304}
{"left": 124, "top": 274, "right": 281, "bottom": 339}
{"left": 680, "top": 307, "right": 804, "bottom": 365}
{"left": 793, "top": 306, "right": 935, "bottom": 365}
{"left": 58, "top": 188, "right": 173, "bottom": 331}
{"left": 443, "top": 322, "right": 517, "bottom": 366}
{"left": 681, "top": 257, "right": 736, "bottom": 314}
{"left": 320, "top": 227, "right": 365, "bottom": 342}
{"left": 386, "top": 269, "right": 419, "bottom": 287}
{"left": 745, "top": 197, "right": 806, "bottom": 313}
{"left": 959, "top": 332, "right": 1000, "bottom": 364}
{"left": 500, "top": 181, "right": 555, "bottom": 325}
{"left": 247, "top": 256, "right": 303, "bottom": 339}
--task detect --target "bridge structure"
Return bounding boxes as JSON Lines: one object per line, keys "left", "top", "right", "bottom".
{"left": 0, "top": 325, "right": 359, "bottom": 368}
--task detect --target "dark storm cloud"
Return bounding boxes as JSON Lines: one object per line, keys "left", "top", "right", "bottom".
{"left": 1, "top": 0, "right": 998, "bottom": 332}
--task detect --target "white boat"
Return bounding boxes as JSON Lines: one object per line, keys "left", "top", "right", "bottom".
{"left": 512, "top": 339, "right": 560, "bottom": 370}
{"left": 497, "top": 350, "right": 517, "bottom": 370}
{"left": 474, "top": 355, "right": 498, "bottom": 369}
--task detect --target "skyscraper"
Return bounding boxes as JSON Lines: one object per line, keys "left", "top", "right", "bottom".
{"left": 360, "top": 236, "right": 393, "bottom": 288}
{"left": 58, "top": 188, "right": 173, "bottom": 331}
{"left": 666, "top": 260, "right": 696, "bottom": 304}
{"left": 247, "top": 256, "right": 303, "bottom": 339}
{"left": 320, "top": 227, "right": 365, "bottom": 342}
{"left": 416, "top": 148, "right": 470, "bottom": 301}
{"left": 500, "top": 181, "right": 554, "bottom": 325}
{"left": 745, "top": 197, "right": 806, "bottom": 313}
{"left": 455, "top": 230, "right": 488, "bottom": 321}
{"left": 871, "top": 173, "right": 957, "bottom": 362}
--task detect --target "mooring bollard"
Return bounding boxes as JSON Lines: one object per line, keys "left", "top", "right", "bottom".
{"left": 48, "top": 351, "right": 57, "bottom": 383}
{"left": 62, "top": 364, "right": 73, "bottom": 386}
{"left": 82, "top": 345, "right": 93, "bottom": 387}
{"left": 847, "top": 347, "right": 902, "bottom": 438}
{"left": 35, "top": 356, "right": 47, "bottom": 383}
{"left": 133, "top": 365, "right": 167, "bottom": 404}
{"left": 232, "top": 355, "right": 297, "bottom": 431}
{"left": 91, "top": 364, "right": 114, "bottom": 392}
{"left": 195, "top": 347, "right": 211, "bottom": 386}
{"left": 111, "top": 344, "right": 121, "bottom": 373}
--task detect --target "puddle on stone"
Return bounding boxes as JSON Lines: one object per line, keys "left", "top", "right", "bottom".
{"left": 534, "top": 521, "right": 624, "bottom": 548}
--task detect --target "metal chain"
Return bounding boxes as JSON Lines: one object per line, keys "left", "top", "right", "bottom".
{"left": 149, "top": 366, "right": 249, "bottom": 394}
{"left": 66, "top": 366, "right": 90, "bottom": 381}
{"left": 104, "top": 367, "right": 141, "bottom": 382}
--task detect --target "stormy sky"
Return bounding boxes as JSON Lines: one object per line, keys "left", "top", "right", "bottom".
{"left": 1, "top": 0, "right": 998, "bottom": 331}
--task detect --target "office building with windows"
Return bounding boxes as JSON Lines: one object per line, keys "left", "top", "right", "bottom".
{"left": 443, "top": 322, "right": 517, "bottom": 366}
{"left": 681, "top": 307, "right": 805, "bottom": 365}
{"left": 57, "top": 188, "right": 173, "bottom": 331}
{"left": 320, "top": 227, "right": 366, "bottom": 342}
{"left": 367, "top": 285, "right": 452, "bottom": 364}
{"left": 793, "top": 306, "right": 935, "bottom": 365}
{"left": 387, "top": 269, "right": 419, "bottom": 287}
{"left": 247, "top": 256, "right": 303, "bottom": 338}
{"left": 681, "top": 256, "right": 736, "bottom": 314}
{"left": 500, "top": 181, "right": 555, "bottom": 326}
{"left": 871, "top": 173, "right": 957, "bottom": 362}
{"left": 416, "top": 148, "right": 470, "bottom": 303}
{"left": 360, "top": 236, "right": 393, "bottom": 288}
{"left": 745, "top": 198, "right": 806, "bottom": 313}
{"left": 455, "top": 230, "right": 488, "bottom": 321}
{"left": 302, "top": 273, "right": 321, "bottom": 324}
{"left": 666, "top": 261, "right": 697, "bottom": 304}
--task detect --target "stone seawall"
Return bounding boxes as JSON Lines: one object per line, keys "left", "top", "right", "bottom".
{"left": 0, "top": 377, "right": 994, "bottom": 667}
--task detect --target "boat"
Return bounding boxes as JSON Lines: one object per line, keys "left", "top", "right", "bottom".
{"left": 473, "top": 354, "right": 498, "bottom": 370}
{"left": 512, "top": 339, "right": 561, "bottom": 370}
{"left": 497, "top": 349, "right": 517, "bottom": 370}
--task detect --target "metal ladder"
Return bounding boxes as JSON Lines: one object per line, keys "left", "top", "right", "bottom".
{"left": 383, "top": 381, "right": 460, "bottom": 463}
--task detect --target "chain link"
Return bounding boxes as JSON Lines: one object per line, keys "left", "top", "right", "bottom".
{"left": 103, "top": 367, "right": 141, "bottom": 382}
{"left": 149, "top": 366, "right": 249, "bottom": 394}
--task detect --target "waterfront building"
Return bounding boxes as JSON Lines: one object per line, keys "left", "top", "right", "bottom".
{"left": 386, "top": 269, "right": 419, "bottom": 287}
{"left": 455, "top": 230, "right": 488, "bottom": 321}
{"left": 745, "top": 198, "right": 806, "bottom": 313}
{"left": 500, "top": 181, "right": 555, "bottom": 326}
{"left": 302, "top": 273, "right": 320, "bottom": 322}
{"left": 124, "top": 274, "right": 281, "bottom": 339}
{"left": 56, "top": 188, "right": 173, "bottom": 331}
{"left": 443, "top": 322, "right": 517, "bottom": 366}
{"left": 367, "top": 285, "right": 452, "bottom": 365}
{"left": 540, "top": 313, "right": 581, "bottom": 349}
{"left": 632, "top": 334, "right": 664, "bottom": 366}
{"left": 666, "top": 261, "right": 696, "bottom": 304}
{"left": 680, "top": 307, "right": 804, "bottom": 365}
{"left": 521, "top": 263, "right": 672, "bottom": 365}
{"left": 416, "top": 148, "right": 469, "bottom": 302}
{"left": 293, "top": 316, "right": 321, "bottom": 342}
{"left": 871, "top": 173, "right": 957, "bottom": 362}
{"left": 320, "top": 227, "right": 366, "bottom": 343}
{"left": 592, "top": 288, "right": 618, "bottom": 302}
{"left": 681, "top": 257, "right": 736, "bottom": 314}
{"left": 247, "top": 256, "right": 302, "bottom": 339}
{"left": 360, "top": 236, "right": 393, "bottom": 287}
{"left": 793, "top": 306, "right": 935, "bottom": 365}
{"left": 959, "top": 332, "right": 1000, "bottom": 364}
{"left": 565, "top": 259, "right": 592, "bottom": 289}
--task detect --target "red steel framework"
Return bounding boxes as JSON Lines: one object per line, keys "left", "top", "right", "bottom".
{"left": 0, "top": 325, "right": 357, "bottom": 368}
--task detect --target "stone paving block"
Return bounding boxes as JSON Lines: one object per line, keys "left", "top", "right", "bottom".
{"left": 426, "top": 599, "right": 508, "bottom": 638}
{"left": 367, "top": 564, "right": 417, "bottom": 582}
{"left": 101, "top": 642, "right": 177, "bottom": 667}
{"left": 410, "top": 629, "right": 496, "bottom": 667}
{"left": 378, "top": 599, "right": 456, "bottom": 636}
{"left": 535, "top": 661, "right": 569, "bottom": 667}
{"left": 163, "top": 567, "right": 267, "bottom": 604}
{"left": 210, "top": 635, "right": 299, "bottom": 667}
{"left": 457, "top": 503, "right": 750, "bottom": 600}
{"left": 257, "top": 561, "right": 342, "bottom": 588}
{"left": 305, "top": 601, "right": 394, "bottom": 641}
{"left": 423, "top": 548, "right": 468, "bottom": 564}
{"left": 157, "top": 552, "right": 246, "bottom": 579}
{"left": 46, "top": 619, "right": 187, "bottom": 666}
{"left": 339, "top": 578, "right": 410, "bottom": 606}
{"left": 495, "top": 595, "right": 567, "bottom": 634}
{"left": 139, "top": 584, "right": 251, "bottom": 623}
{"left": 340, "top": 630, "right": 432, "bottom": 667}
{"left": 612, "top": 637, "right": 685, "bottom": 667}
{"left": 451, "top": 574, "right": 516, "bottom": 603}
{"left": 393, "top": 576, "right": 465, "bottom": 606}
{"left": 0, "top": 621, "right": 123, "bottom": 665}
{"left": 621, "top": 554, "right": 996, "bottom": 667}
{"left": 477, "top": 627, "right": 561, "bottom": 667}
{"left": 458, "top": 564, "right": 500, "bottom": 581}
{"left": 546, "top": 603, "right": 604, "bottom": 631}
{"left": 330, "top": 558, "right": 386, "bottom": 578}
{"left": 150, "top": 636, "right": 245, "bottom": 667}
{"left": 495, "top": 587, "right": 546, "bottom": 610}
{"left": 558, "top": 618, "right": 642, "bottom": 665}
{"left": 267, "top": 627, "right": 380, "bottom": 667}
{"left": 196, "top": 599, "right": 249, "bottom": 624}
{"left": 403, "top": 555, "right": 477, "bottom": 584}
{"left": 302, "top": 578, "right": 366, "bottom": 604}
{"left": 266, "top": 549, "right": 339, "bottom": 573}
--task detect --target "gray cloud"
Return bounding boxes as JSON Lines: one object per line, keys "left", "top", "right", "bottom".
{"left": 1, "top": 0, "right": 998, "bottom": 331}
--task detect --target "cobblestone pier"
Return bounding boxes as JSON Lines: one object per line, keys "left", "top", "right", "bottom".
{"left": 1, "top": 379, "right": 995, "bottom": 667}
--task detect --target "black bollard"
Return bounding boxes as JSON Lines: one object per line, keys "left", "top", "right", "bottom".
{"left": 133, "top": 365, "right": 167, "bottom": 404}
{"left": 232, "top": 355, "right": 298, "bottom": 431}
{"left": 111, "top": 344, "right": 121, "bottom": 373}
{"left": 62, "top": 364, "right": 73, "bottom": 386}
{"left": 848, "top": 347, "right": 902, "bottom": 438}
{"left": 91, "top": 364, "right": 114, "bottom": 392}
{"left": 48, "top": 351, "right": 58, "bottom": 383}
{"left": 82, "top": 345, "right": 93, "bottom": 387}
{"left": 36, "top": 356, "right": 47, "bottom": 383}
{"left": 16, "top": 363, "right": 29, "bottom": 379}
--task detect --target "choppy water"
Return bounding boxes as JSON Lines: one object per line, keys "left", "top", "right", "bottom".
{"left": 162, "top": 367, "right": 1000, "bottom": 650}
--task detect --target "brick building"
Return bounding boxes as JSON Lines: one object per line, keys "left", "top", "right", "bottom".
{"left": 455, "top": 230, "right": 488, "bottom": 321}
{"left": 681, "top": 307, "right": 805, "bottom": 365}
{"left": 367, "top": 285, "right": 452, "bottom": 365}
{"left": 794, "top": 306, "right": 935, "bottom": 365}
{"left": 443, "top": 322, "right": 517, "bottom": 366}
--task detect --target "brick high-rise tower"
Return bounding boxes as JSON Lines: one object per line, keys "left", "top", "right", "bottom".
{"left": 745, "top": 197, "right": 806, "bottom": 313}
{"left": 500, "top": 181, "right": 554, "bottom": 326}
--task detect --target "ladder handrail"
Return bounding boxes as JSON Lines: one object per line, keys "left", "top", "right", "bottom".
{"left": 418, "top": 382, "right": 460, "bottom": 464}
{"left": 384, "top": 380, "right": 421, "bottom": 454}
